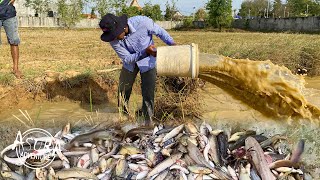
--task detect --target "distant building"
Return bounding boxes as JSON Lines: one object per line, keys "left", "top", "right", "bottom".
{"left": 130, "top": 0, "right": 142, "bottom": 10}
{"left": 82, "top": 14, "right": 97, "bottom": 19}
{"left": 173, "top": 11, "right": 183, "bottom": 21}
{"left": 14, "top": 0, "right": 58, "bottom": 17}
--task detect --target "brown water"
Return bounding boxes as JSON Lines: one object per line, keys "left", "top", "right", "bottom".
{"left": 199, "top": 53, "right": 320, "bottom": 121}
{"left": 0, "top": 101, "right": 120, "bottom": 128}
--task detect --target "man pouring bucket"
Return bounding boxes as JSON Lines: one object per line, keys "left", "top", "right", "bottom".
{"left": 99, "top": 13, "right": 176, "bottom": 126}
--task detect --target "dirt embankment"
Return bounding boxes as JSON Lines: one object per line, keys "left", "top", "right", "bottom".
{"left": 0, "top": 69, "right": 203, "bottom": 124}
{"left": 0, "top": 70, "right": 118, "bottom": 115}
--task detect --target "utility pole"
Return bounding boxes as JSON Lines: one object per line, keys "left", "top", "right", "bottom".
{"left": 307, "top": 4, "right": 309, "bottom": 15}
{"left": 193, "top": 6, "right": 196, "bottom": 21}
{"left": 284, "top": 6, "right": 286, "bottom": 18}
{"left": 249, "top": 9, "right": 251, "bottom": 19}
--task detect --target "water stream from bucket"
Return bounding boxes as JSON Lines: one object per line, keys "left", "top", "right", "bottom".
{"left": 198, "top": 53, "right": 320, "bottom": 121}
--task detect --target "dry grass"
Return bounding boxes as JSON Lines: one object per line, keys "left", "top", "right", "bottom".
{"left": 0, "top": 28, "right": 119, "bottom": 79}
{"left": 1, "top": 28, "right": 320, "bottom": 80}
{"left": 154, "top": 77, "right": 204, "bottom": 122}
{"left": 171, "top": 31, "right": 320, "bottom": 76}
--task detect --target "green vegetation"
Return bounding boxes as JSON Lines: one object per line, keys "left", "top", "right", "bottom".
{"left": 182, "top": 17, "right": 194, "bottom": 28}
{"left": 95, "top": 0, "right": 109, "bottom": 17}
{"left": 22, "top": 0, "right": 320, "bottom": 31}
{"left": 142, "top": 2, "right": 163, "bottom": 21}
{"left": 239, "top": 0, "right": 269, "bottom": 18}
{"left": 195, "top": 8, "right": 207, "bottom": 21}
{"left": 164, "top": 0, "right": 178, "bottom": 21}
{"left": 24, "top": 0, "right": 50, "bottom": 16}
{"left": 287, "top": 0, "right": 320, "bottom": 17}
{"left": 239, "top": 0, "right": 320, "bottom": 18}
{"left": 206, "top": 0, "right": 233, "bottom": 30}
{"left": 0, "top": 73, "right": 15, "bottom": 86}
{"left": 57, "top": 0, "right": 84, "bottom": 28}
{"left": 122, "top": 6, "right": 141, "bottom": 17}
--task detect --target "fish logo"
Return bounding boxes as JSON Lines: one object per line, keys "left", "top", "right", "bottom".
{"left": 12, "top": 128, "right": 61, "bottom": 169}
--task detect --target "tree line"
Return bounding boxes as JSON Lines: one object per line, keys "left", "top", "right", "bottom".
{"left": 24, "top": 0, "right": 181, "bottom": 27}
{"left": 23, "top": 0, "right": 231, "bottom": 29}
{"left": 239, "top": 0, "right": 320, "bottom": 19}
{"left": 23, "top": 0, "right": 320, "bottom": 29}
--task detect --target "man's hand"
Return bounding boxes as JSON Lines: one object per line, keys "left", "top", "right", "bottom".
{"left": 146, "top": 45, "right": 157, "bottom": 57}
{"left": 8, "top": 0, "right": 15, "bottom": 5}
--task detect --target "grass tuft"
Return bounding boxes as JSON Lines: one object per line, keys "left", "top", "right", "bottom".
{"left": 0, "top": 73, "right": 15, "bottom": 86}
{"left": 154, "top": 77, "right": 204, "bottom": 122}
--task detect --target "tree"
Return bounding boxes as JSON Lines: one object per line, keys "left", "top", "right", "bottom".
{"left": 95, "top": 0, "right": 110, "bottom": 17}
{"left": 287, "top": 0, "right": 309, "bottom": 16}
{"left": 206, "top": 0, "right": 233, "bottom": 30}
{"left": 195, "top": 8, "right": 207, "bottom": 21}
{"left": 239, "top": 0, "right": 252, "bottom": 18}
{"left": 164, "top": 0, "right": 177, "bottom": 21}
{"left": 24, "top": 0, "right": 50, "bottom": 17}
{"left": 287, "top": 0, "right": 306, "bottom": 16}
{"left": 308, "top": 1, "right": 320, "bottom": 16}
{"left": 93, "top": 0, "right": 130, "bottom": 17}
{"left": 183, "top": 16, "right": 194, "bottom": 28}
{"left": 239, "top": 0, "right": 268, "bottom": 18}
{"left": 239, "top": 0, "right": 320, "bottom": 18}
{"left": 57, "top": 0, "right": 84, "bottom": 28}
{"left": 142, "top": 2, "right": 163, "bottom": 21}
{"left": 122, "top": 6, "right": 141, "bottom": 17}
{"left": 272, "top": 0, "right": 283, "bottom": 17}
{"left": 110, "top": 0, "right": 128, "bottom": 15}
{"left": 287, "top": 0, "right": 320, "bottom": 17}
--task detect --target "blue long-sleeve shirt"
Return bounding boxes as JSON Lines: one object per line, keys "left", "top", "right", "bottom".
{"left": 109, "top": 16, "right": 175, "bottom": 73}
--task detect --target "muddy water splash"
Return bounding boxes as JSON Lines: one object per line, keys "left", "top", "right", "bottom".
{"left": 199, "top": 53, "right": 320, "bottom": 120}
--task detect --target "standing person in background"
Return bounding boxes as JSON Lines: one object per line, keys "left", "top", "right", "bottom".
{"left": 99, "top": 13, "right": 176, "bottom": 126}
{"left": 0, "top": 0, "right": 22, "bottom": 78}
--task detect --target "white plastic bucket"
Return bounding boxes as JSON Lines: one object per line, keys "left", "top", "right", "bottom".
{"left": 156, "top": 43, "right": 199, "bottom": 79}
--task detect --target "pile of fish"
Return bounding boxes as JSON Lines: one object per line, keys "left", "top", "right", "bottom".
{"left": 0, "top": 121, "right": 310, "bottom": 180}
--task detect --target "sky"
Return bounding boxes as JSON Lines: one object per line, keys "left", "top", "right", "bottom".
{"left": 85, "top": 0, "right": 244, "bottom": 15}
{"left": 139, "top": 0, "right": 243, "bottom": 15}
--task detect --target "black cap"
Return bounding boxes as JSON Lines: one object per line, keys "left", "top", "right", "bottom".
{"left": 99, "top": 13, "right": 128, "bottom": 42}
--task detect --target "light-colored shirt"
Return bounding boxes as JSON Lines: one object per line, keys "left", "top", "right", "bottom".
{"left": 109, "top": 16, "right": 175, "bottom": 73}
